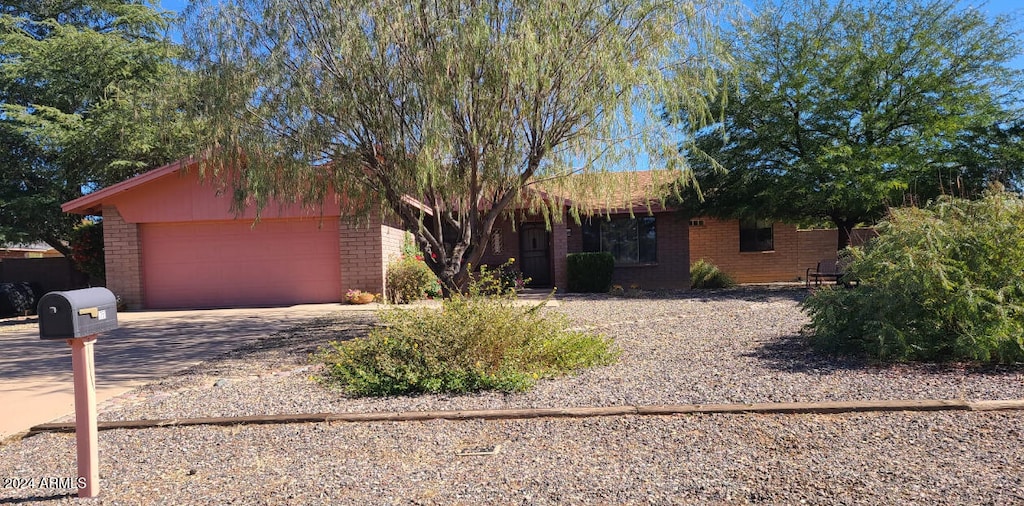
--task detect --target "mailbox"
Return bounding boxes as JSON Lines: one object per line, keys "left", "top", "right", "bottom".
{"left": 38, "top": 287, "right": 118, "bottom": 340}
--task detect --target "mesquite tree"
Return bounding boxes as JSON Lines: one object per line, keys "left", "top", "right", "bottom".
{"left": 185, "top": 0, "right": 730, "bottom": 293}
{"left": 677, "top": 0, "right": 1023, "bottom": 250}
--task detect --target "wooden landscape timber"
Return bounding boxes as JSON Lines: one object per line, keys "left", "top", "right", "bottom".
{"left": 26, "top": 399, "right": 1024, "bottom": 436}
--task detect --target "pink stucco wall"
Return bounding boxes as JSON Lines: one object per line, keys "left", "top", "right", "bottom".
{"left": 107, "top": 168, "right": 342, "bottom": 224}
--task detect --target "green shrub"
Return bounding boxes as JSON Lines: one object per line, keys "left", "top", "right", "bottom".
{"left": 385, "top": 234, "right": 441, "bottom": 303}
{"left": 690, "top": 259, "right": 734, "bottom": 289}
{"left": 567, "top": 252, "right": 614, "bottom": 292}
{"left": 318, "top": 270, "right": 617, "bottom": 396}
{"left": 386, "top": 255, "right": 438, "bottom": 303}
{"left": 496, "top": 262, "right": 527, "bottom": 292}
{"left": 802, "top": 192, "right": 1024, "bottom": 363}
{"left": 470, "top": 261, "right": 530, "bottom": 297}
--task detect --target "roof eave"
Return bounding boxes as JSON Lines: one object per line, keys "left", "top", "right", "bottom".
{"left": 62, "top": 157, "right": 196, "bottom": 215}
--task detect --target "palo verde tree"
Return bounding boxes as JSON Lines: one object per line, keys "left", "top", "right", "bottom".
{"left": 676, "top": 0, "right": 1023, "bottom": 249}
{"left": 0, "top": 0, "right": 198, "bottom": 254}
{"left": 184, "top": 0, "right": 731, "bottom": 294}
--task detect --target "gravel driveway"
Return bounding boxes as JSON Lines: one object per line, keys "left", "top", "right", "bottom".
{"left": 2, "top": 287, "right": 1022, "bottom": 504}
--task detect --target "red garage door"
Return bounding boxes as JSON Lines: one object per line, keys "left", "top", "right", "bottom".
{"left": 140, "top": 219, "right": 341, "bottom": 309}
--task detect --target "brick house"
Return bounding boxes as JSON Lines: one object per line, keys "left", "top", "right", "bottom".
{"left": 63, "top": 159, "right": 406, "bottom": 309}
{"left": 63, "top": 160, "right": 858, "bottom": 309}
{"left": 479, "top": 171, "right": 690, "bottom": 290}
{"left": 688, "top": 217, "right": 875, "bottom": 284}
{"left": 478, "top": 172, "right": 871, "bottom": 289}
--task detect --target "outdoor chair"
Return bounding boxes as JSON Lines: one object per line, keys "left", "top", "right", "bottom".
{"left": 806, "top": 259, "right": 843, "bottom": 288}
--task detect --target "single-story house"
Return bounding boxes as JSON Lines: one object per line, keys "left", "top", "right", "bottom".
{"left": 63, "top": 160, "right": 862, "bottom": 309}
{"left": 62, "top": 159, "right": 407, "bottom": 310}
{"left": 479, "top": 170, "right": 690, "bottom": 290}
{"left": 479, "top": 172, "right": 875, "bottom": 288}
{"left": 0, "top": 243, "right": 63, "bottom": 259}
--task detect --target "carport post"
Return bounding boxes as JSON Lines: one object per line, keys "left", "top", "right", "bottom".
{"left": 68, "top": 335, "right": 99, "bottom": 498}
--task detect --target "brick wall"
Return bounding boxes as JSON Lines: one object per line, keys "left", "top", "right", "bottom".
{"left": 480, "top": 218, "right": 521, "bottom": 268}
{"left": 102, "top": 206, "right": 144, "bottom": 309}
{"left": 566, "top": 211, "right": 689, "bottom": 289}
{"left": 613, "top": 212, "right": 689, "bottom": 289}
{"left": 340, "top": 215, "right": 384, "bottom": 296}
{"left": 689, "top": 217, "right": 801, "bottom": 283}
{"left": 796, "top": 229, "right": 838, "bottom": 280}
{"left": 483, "top": 211, "right": 691, "bottom": 290}
{"left": 379, "top": 221, "right": 406, "bottom": 299}
{"left": 551, "top": 210, "right": 570, "bottom": 290}
{"left": 692, "top": 218, "right": 879, "bottom": 283}
{"left": 339, "top": 214, "right": 408, "bottom": 297}
{"left": 797, "top": 227, "right": 878, "bottom": 280}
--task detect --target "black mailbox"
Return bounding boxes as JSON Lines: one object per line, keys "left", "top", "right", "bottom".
{"left": 38, "top": 287, "right": 118, "bottom": 340}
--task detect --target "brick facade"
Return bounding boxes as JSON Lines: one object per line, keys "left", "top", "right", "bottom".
{"left": 689, "top": 217, "right": 802, "bottom": 283}
{"left": 103, "top": 204, "right": 401, "bottom": 309}
{"left": 551, "top": 210, "right": 570, "bottom": 290}
{"left": 691, "top": 218, "right": 876, "bottom": 283}
{"left": 101, "top": 206, "right": 144, "bottom": 309}
{"left": 796, "top": 228, "right": 839, "bottom": 280}
{"left": 480, "top": 219, "right": 522, "bottom": 268}
{"left": 102, "top": 199, "right": 875, "bottom": 308}
{"left": 482, "top": 210, "right": 690, "bottom": 291}
{"left": 339, "top": 215, "right": 405, "bottom": 298}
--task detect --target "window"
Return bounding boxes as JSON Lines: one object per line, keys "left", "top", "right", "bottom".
{"left": 490, "top": 231, "right": 503, "bottom": 254}
{"left": 689, "top": 219, "right": 705, "bottom": 227}
{"left": 582, "top": 216, "right": 656, "bottom": 264}
{"left": 739, "top": 218, "right": 773, "bottom": 252}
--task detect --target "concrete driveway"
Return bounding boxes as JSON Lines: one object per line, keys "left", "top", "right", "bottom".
{"left": 0, "top": 303, "right": 361, "bottom": 441}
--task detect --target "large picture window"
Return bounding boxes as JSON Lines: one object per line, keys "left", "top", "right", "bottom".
{"left": 739, "top": 218, "right": 774, "bottom": 252}
{"left": 582, "top": 216, "right": 656, "bottom": 264}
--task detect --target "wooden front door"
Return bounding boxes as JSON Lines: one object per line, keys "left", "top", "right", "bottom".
{"left": 520, "top": 224, "right": 551, "bottom": 287}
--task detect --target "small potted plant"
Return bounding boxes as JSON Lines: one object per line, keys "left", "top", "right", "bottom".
{"left": 345, "top": 289, "right": 376, "bottom": 304}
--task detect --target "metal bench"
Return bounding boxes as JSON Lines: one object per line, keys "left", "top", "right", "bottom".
{"left": 806, "top": 259, "right": 843, "bottom": 288}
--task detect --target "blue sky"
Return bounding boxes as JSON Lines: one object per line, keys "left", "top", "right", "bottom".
{"left": 156, "top": 0, "right": 1024, "bottom": 67}
{"left": 155, "top": 0, "right": 1023, "bottom": 175}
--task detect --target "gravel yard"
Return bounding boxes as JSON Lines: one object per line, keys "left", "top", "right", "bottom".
{"left": 2, "top": 287, "right": 1023, "bottom": 504}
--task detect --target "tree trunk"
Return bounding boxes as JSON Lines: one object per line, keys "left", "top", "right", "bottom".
{"left": 416, "top": 227, "right": 480, "bottom": 298}
{"left": 832, "top": 218, "right": 857, "bottom": 250}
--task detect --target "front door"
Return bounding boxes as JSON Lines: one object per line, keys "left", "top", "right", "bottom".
{"left": 520, "top": 224, "right": 551, "bottom": 287}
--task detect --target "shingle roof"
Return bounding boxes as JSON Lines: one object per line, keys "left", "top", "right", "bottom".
{"left": 533, "top": 169, "right": 683, "bottom": 214}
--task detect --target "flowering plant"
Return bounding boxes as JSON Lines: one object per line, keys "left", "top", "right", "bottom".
{"left": 70, "top": 221, "right": 105, "bottom": 281}
{"left": 345, "top": 289, "right": 377, "bottom": 303}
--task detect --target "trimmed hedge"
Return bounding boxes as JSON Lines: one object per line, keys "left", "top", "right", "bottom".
{"left": 567, "top": 252, "right": 614, "bottom": 292}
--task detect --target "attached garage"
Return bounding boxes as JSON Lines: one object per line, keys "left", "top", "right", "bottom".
{"left": 61, "top": 159, "right": 404, "bottom": 310}
{"left": 140, "top": 219, "right": 341, "bottom": 309}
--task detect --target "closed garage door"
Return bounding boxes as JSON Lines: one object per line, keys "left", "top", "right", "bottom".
{"left": 140, "top": 219, "right": 341, "bottom": 309}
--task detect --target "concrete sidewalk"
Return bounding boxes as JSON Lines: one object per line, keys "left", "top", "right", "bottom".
{"left": 0, "top": 303, "right": 359, "bottom": 441}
